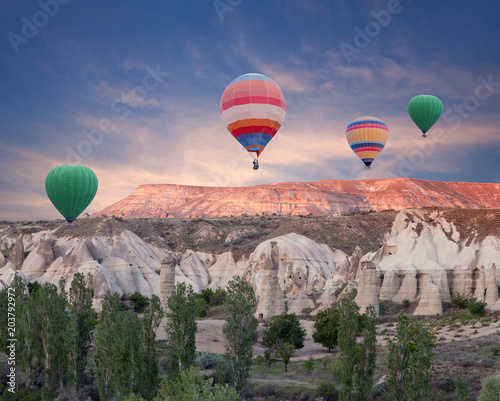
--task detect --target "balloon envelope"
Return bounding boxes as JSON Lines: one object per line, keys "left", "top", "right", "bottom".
{"left": 45, "top": 165, "right": 98, "bottom": 226}
{"left": 346, "top": 116, "right": 388, "bottom": 169}
{"left": 408, "top": 95, "right": 442, "bottom": 137}
{"left": 220, "top": 73, "right": 286, "bottom": 162}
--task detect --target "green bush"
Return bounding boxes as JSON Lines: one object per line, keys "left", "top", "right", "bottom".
{"left": 468, "top": 299, "right": 487, "bottom": 316}
{"left": 372, "top": 383, "right": 389, "bottom": 398}
{"left": 194, "top": 352, "right": 224, "bottom": 370}
{"left": 129, "top": 292, "right": 150, "bottom": 313}
{"left": 439, "top": 377, "right": 456, "bottom": 392}
{"left": 478, "top": 376, "right": 500, "bottom": 401}
{"left": 195, "top": 297, "right": 209, "bottom": 318}
{"left": 317, "top": 380, "right": 339, "bottom": 400}
{"left": 451, "top": 293, "right": 470, "bottom": 309}
{"left": 302, "top": 358, "right": 314, "bottom": 374}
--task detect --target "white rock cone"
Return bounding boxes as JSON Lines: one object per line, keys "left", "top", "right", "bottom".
{"left": 475, "top": 266, "right": 486, "bottom": 302}
{"left": 255, "top": 242, "right": 286, "bottom": 319}
{"left": 160, "top": 254, "right": 176, "bottom": 310}
{"left": 485, "top": 264, "right": 498, "bottom": 307}
{"left": 379, "top": 270, "right": 400, "bottom": 301}
{"left": 414, "top": 277, "right": 442, "bottom": 316}
{"left": 355, "top": 262, "right": 379, "bottom": 316}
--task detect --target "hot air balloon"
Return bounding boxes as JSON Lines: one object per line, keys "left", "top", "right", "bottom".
{"left": 408, "top": 95, "right": 443, "bottom": 137}
{"left": 220, "top": 73, "right": 286, "bottom": 170}
{"left": 346, "top": 116, "right": 388, "bottom": 170}
{"left": 45, "top": 165, "right": 98, "bottom": 229}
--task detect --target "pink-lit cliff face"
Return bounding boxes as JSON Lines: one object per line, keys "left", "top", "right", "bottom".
{"left": 92, "top": 178, "right": 500, "bottom": 219}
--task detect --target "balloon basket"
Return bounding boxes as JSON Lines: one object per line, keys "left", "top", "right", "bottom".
{"left": 422, "top": 134, "right": 427, "bottom": 138}
{"left": 66, "top": 224, "right": 74, "bottom": 229}
{"left": 365, "top": 167, "right": 372, "bottom": 170}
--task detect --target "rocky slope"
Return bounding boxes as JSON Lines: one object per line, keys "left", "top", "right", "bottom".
{"left": 93, "top": 178, "right": 500, "bottom": 218}
{"left": 1, "top": 209, "right": 499, "bottom": 316}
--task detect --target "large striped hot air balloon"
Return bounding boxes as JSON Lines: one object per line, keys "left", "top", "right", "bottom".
{"left": 220, "top": 73, "right": 286, "bottom": 170}
{"left": 346, "top": 116, "right": 388, "bottom": 170}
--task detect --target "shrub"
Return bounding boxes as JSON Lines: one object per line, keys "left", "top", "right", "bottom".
{"left": 439, "top": 377, "right": 457, "bottom": 392}
{"left": 461, "top": 356, "right": 477, "bottom": 367}
{"left": 451, "top": 293, "right": 470, "bottom": 309}
{"left": 402, "top": 299, "right": 411, "bottom": 309}
{"left": 317, "top": 381, "right": 339, "bottom": 400}
{"left": 195, "top": 297, "right": 209, "bottom": 318}
{"left": 479, "top": 358, "right": 496, "bottom": 368}
{"left": 478, "top": 376, "right": 500, "bottom": 401}
{"left": 372, "top": 383, "right": 389, "bottom": 398}
{"left": 194, "top": 351, "right": 224, "bottom": 370}
{"left": 129, "top": 292, "right": 150, "bottom": 313}
{"left": 302, "top": 357, "right": 314, "bottom": 374}
{"left": 468, "top": 299, "right": 487, "bottom": 316}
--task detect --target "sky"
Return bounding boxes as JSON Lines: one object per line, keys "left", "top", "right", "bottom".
{"left": 1, "top": 0, "right": 499, "bottom": 221}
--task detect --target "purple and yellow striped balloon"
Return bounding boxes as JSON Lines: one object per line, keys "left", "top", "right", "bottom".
{"left": 346, "top": 116, "right": 388, "bottom": 170}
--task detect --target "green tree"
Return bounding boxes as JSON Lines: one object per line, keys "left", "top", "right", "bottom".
{"left": 35, "top": 280, "right": 70, "bottom": 394}
{"left": 138, "top": 294, "right": 165, "bottom": 401}
{"left": 222, "top": 276, "right": 258, "bottom": 393}
{"left": 130, "top": 291, "right": 150, "bottom": 313}
{"left": 262, "top": 313, "right": 306, "bottom": 350}
{"left": 67, "top": 273, "right": 96, "bottom": 391}
{"left": 478, "top": 376, "right": 500, "bottom": 401}
{"left": 276, "top": 341, "right": 295, "bottom": 372}
{"left": 387, "top": 312, "right": 411, "bottom": 401}
{"left": 165, "top": 282, "right": 198, "bottom": 376}
{"left": 354, "top": 305, "right": 377, "bottom": 401}
{"left": 95, "top": 292, "right": 124, "bottom": 400}
{"left": 453, "top": 378, "right": 468, "bottom": 401}
{"left": 406, "top": 327, "right": 433, "bottom": 401}
{"left": 154, "top": 366, "right": 240, "bottom": 401}
{"left": 312, "top": 307, "right": 340, "bottom": 352}
{"left": 337, "top": 292, "right": 361, "bottom": 401}
{"left": 113, "top": 310, "right": 142, "bottom": 398}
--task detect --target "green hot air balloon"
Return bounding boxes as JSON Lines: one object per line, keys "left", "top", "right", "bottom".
{"left": 45, "top": 165, "right": 98, "bottom": 229}
{"left": 408, "top": 95, "right": 443, "bottom": 137}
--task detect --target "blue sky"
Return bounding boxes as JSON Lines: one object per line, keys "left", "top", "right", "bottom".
{"left": 1, "top": 0, "right": 499, "bottom": 220}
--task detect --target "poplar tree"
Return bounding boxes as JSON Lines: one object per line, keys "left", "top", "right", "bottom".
{"left": 164, "top": 282, "right": 198, "bottom": 377}
{"left": 67, "top": 273, "right": 96, "bottom": 390}
{"left": 337, "top": 292, "right": 360, "bottom": 401}
{"left": 138, "top": 294, "right": 164, "bottom": 401}
{"left": 222, "top": 276, "right": 258, "bottom": 392}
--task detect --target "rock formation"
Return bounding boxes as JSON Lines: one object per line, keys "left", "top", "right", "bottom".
{"left": 452, "top": 269, "right": 474, "bottom": 297}
{"left": 160, "top": 254, "right": 176, "bottom": 309}
{"left": 414, "top": 277, "right": 443, "bottom": 315}
{"left": 475, "top": 266, "right": 486, "bottom": 302}
{"left": 392, "top": 267, "right": 418, "bottom": 303}
{"left": 9, "top": 234, "right": 25, "bottom": 270}
{"left": 355, "top": 262, "right": 379, "bottom": 316}
{"left": 254, "top": 242, "right": 286, "bottom": 319}
{"left": 485, "top": 264, "right": 498, "bottom": 306}
{"left": 378, "top": 270, "right": 400, "bottom": 301}
{"left": 92, "top": 178, "right": 500, "bottom": 218}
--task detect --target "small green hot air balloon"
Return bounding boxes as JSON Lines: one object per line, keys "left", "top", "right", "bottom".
{"left": 45, "top": 165, "right": 98, "bottom": 229}
{"left": 408, "top": 95, "right": 443, "bottom": 137}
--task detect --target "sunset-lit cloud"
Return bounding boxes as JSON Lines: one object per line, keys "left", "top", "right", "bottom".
{"left": 0, "top": 1, "right": 499, "bottom": 220}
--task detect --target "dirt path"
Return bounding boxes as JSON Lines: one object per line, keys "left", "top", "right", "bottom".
{"left": 157, "top": 318, "right": 500, "bottom": 361}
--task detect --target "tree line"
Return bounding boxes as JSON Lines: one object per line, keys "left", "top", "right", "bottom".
{"left": 1, "top": 274, "right": 500, "bottom": 401}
